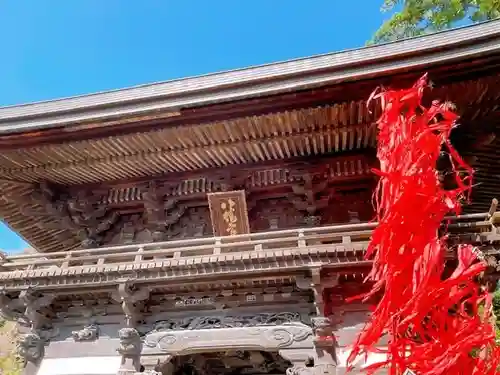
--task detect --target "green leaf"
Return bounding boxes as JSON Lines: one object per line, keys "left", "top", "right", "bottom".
{"left": 0, "top": 321, "right": 22, "bottom": 375}
{"left": 372, "top": 0, "right": 500, "bottom": 44}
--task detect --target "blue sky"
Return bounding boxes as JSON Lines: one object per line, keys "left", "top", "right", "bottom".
{"left": 0, "top": 0, "right": 390, "bottom": 253}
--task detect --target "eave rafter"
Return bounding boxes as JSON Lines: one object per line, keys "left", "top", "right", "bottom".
{"left": 0, "top": 67, "right": 498, "bottom": 253}
{"left": 0, "top": 73, "right": 498, "bottom": 186}
{"left": 0, "top": 103, "right": 378, "bottom": 185}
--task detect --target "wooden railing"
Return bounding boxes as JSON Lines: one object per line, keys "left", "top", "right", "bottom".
{"left": 0, "top": 211, "right": 498, "bottom": 275}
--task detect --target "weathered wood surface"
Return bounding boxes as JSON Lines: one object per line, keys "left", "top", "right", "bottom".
{"left": 208, "top": 190, "right": 250, "bottom": 236}
{"left": 0, "top": 212, "right": 499, "bottom": 292}
{"left": 0, "top": 74, "right": 499, "bottom": 253}
{"left": 0, "top": 154, "right": 375, "bottom": 253}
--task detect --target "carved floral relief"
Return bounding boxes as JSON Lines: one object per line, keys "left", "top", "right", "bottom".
{"left": 144, "top": 323, "right": 313, "bottom": 354}
{"left": 149, "top": 312, "right": 305, "bottom": 332}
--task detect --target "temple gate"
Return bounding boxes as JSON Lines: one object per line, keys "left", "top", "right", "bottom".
{"left": 0, "top": 20, "right": 499, "bottom": 375}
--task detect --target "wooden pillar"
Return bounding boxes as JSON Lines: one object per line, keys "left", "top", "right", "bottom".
{"left": 311, "top": 318, "right": 338, "bottom": 375}
{"left": 296, "top": 268, "right": 339, "bottom": 375}
{"left": 113, "top": 282, "right": 150, "bottom": 375}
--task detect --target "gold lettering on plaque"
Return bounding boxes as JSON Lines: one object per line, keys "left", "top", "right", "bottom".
{"left": 220, "top": 198, "right": 238, "bottom": 235}
{"left": 208, "top": 190, "right": 250, "bottom": 236}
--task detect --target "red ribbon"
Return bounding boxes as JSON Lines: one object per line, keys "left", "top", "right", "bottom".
{"left": 346, "top": 75, "right": 500, "bottom": 374}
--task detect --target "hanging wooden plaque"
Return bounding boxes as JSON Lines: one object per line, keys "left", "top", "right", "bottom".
{"left": 207, "top": 190, "right": 250, "bottom": 236}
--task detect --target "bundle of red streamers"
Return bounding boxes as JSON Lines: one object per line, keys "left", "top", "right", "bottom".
{"left": 347, "top": 74, "right": 500, "bottom": 374}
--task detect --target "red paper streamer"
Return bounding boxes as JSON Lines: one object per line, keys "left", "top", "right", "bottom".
{"left": 346, "top": 75, "right": 500, "bottom": 374}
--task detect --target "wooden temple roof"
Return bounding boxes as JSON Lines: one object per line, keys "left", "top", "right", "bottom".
{"left": 0, "top": 104, "right": 378, "bottom": 184}
{"left": 0, "top": 20, "right": 498, "bottom": 135}
{"left": 0, "top": 20, "right": 499, "bottom": 252}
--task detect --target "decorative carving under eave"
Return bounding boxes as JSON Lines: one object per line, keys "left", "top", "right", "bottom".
{"left": 16, "top": 332, "right": 44, "bottom": 364}
{"left": 118, "top": 214, "right": 145, "bottom": 244}
{"left": 111, "top": 282, "right": 150, "bottom": 327}
{"left": 68, "top": 189, "right": 120, "bottom": 248}
{"left": 208, "top": 172, "right": 248, "bottom": 192}
{"left": 19, "top": 289, "right": 55, "bottom": 330}
{"left": 20, "top": 182, "right": 77, "bottom": 247}
{"left": 0, "top": 289, "right": 55, "bottom": 331}
{"left": 249, "top": 198, "right": 304, "bottom": 232}
{"left": 141, "top": 181, "right": 185, "bottom": 241}
{"left": 167, "top": 206, "right": 212, "bottom": 239}
{"left": 0, "top": 292, "right": 29, "bottom": 326}
{"left": 71, "top": 324, "right": 99, "bottom": 341}
{"left": 289, "top": 174, "right": 330, "bottom": 216}
{"left": 117, "top": 327, "right": 142, "bottom": 356}
{"left": 25, "top": 182, "right": 120, "bottom": 248}
{"left": 303, "top": 215, "right": 321, "bottom": 227}
{"left": 149, "top": 312, "right": 306, "bottom": 332}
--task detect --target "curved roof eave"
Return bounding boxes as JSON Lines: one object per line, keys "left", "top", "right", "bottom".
{"left": 0, "top": 19, "right": 500, "bottom": 134}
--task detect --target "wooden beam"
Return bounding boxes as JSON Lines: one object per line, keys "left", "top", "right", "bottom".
{"left": 0, "top": 58, "right": 498, "bottom": 150}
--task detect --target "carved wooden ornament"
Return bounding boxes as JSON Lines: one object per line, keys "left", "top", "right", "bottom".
{"left": 207, "top": 190, "right": 250, "bottom": 236}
